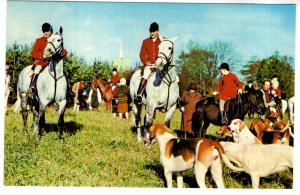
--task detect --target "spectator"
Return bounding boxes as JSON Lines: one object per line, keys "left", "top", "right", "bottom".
{"left": 87, "top": 82, "right": 102, "bottom": 110}
{"left": 181, "top": 82, "right": 202, "bottom": 136}
{"left": 117, "top": 78, "right": 130, "bottom": 119}
{"left": 5, "top": 65, "right": 11, "bottom": 114}
{"left": 260, "top": 79, "right": 277, "bottom": 119}
{"left": 269, "top": 77, "right": 281, "bottom": 118}
{"left": 78, "top": 81, "right": 88, "bottom": 110}
{"left": 72, "top": 81, "right": 80, "bottom": 112}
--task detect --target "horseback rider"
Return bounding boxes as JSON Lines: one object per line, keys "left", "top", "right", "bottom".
{"left": 28, "top": 22, "right": 72, "bottom": 98}
{"left": 212, "top": 63, "right": 243, "bottom": 124}
{"left": 134, "top": 22, "right": 162, "bottom": 105}
{"left": 110, "top": 67, "right": 120, "bottom": 95}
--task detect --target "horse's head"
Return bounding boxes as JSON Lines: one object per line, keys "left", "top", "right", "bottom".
{"left": 155, "top": 37, "right": 177, "bottom": 70}
{"left": 246, "top": 90, "right": 266, "bottom": 116}
{"left": 44, "top": 27, "right": 64, "bottom": 58}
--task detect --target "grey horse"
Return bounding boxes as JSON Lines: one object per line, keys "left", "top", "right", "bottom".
{"left": 17, "top": 27, "right": 67, "bottom": 139}
{"left": 130, "top": 37, "right": 179, "bottom": 144}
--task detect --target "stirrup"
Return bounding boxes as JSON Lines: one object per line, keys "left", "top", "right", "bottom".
{"left": 27, "top": 87, "right": 36, "bottom": 98}
{"left": 134, "top": 95, "right": 143, "bottom": 105}
{"left": 222, "top": 118, "right": 228, "bottom": 124}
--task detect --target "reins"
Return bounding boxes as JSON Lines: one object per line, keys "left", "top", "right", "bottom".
{"left": 46, "top": 33, "right": 65, "bottom": 102}
{"left": 156, "top": 40, "right": 175, "bottom": 111}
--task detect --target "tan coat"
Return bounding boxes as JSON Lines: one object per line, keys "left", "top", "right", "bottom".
{"left": 72, "top": 82, "right": 80, "bottom": 104}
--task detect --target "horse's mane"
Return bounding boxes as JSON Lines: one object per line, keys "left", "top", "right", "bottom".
{"left": 94, "top": 78, "right": 109, "bottom": 86}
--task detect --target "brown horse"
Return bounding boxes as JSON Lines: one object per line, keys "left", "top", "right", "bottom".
{"left": 92, "top": 77, "right": 113, "bottom": 110}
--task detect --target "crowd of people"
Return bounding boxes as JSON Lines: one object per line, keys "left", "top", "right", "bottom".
{"left": 70, "top": 68, "right": 130, "bottom": 120}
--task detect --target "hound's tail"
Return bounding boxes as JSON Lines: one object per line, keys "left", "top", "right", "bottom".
{"left": 213, "top": 141, "right": 245, "bottom": 172}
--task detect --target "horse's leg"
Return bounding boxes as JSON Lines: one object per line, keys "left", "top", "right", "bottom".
{"left": 200, "top": 121, "right": 210, "bottom": 138}
{"left": 33, "top": 103, "right": 45, "bottom": 139}
{"left": 164, "top": 104, "right": 177, "bottom": 128}
{"left": 132, "top": 103, "right": 143, "bottom": 142}
{"left": 144, "top": 104, "right": 156, "bottom": 143}
{"left": 20, "top": 92, "right": 28, "bottom": 133}
{"left": 58, "top": 99, "right": 67, "bottom": 140}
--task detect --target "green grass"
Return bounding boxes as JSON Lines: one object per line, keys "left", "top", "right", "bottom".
{"left": 4, "top": 104, "right": 293, "bottom": 188}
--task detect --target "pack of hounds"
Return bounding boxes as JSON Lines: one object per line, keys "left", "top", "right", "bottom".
{"left": 147, "top": 117, "right": 294, "bottom": 189}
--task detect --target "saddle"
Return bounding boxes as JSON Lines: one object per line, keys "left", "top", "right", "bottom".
{"left": 213, "top": 97, "right": 232, "bottom": 112}
{"left": 153, "top": 70, "right": 167, "bottom": 86}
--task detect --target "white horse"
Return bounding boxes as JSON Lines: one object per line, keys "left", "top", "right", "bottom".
{"left": 130, "top": 37, "right": 179, "bottom": 143}
{"left": 17, "top": 27, "right": 67, "bottom": 139}
{"left": 288, "top": 96, "right": 294, "bottom": 124}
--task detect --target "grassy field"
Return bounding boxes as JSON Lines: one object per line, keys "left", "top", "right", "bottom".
{"left": 4, "top": 104, "right": 293, "bottom": 188}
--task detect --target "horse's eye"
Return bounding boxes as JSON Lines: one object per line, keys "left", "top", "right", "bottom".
{"left": 57, "top": 39, "right": 61, "bottom": 42}
{"left": 168, "top": 47, "right": 172, "bottom": 50}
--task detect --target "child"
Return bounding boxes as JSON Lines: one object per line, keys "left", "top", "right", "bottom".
{"left": 269, "top": 77, "right": 281, "bottom": 118}
{"left": 212, "top": 63, "right": 243, "bottom": 124}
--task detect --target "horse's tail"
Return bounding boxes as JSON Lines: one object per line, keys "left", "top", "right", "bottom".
{"left": 13, "top": 85, "right": 21, "bottom": 113}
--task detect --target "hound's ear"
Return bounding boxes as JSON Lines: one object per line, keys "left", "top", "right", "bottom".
{"left": 59, "top": 26, "right": 63, "bottom": 35}
{"left": 239, "top": 120, "right": 246, "bottom": 131}
{"left": 170, "top": 36, "right": 178, "bottom": 43}
{"left": 149, "top": 125, "right": 156, "bottom": 139}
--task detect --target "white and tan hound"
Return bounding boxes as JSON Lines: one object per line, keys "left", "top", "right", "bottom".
{"left": 228, "top": 119, "right": 261, "bottom": 144}
{"left": 147, "top": 124, "right": 244, "bottom": 188}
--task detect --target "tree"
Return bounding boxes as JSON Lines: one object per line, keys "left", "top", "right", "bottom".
{"left": 177, "top": 40, "right": 241, "bottom": 95}
{"left": 206, "top": 40, "right": 241, "bottom": 72}
{"left": 241, "top": 51, "right": 294, "bottom": 97}
{"left": 6, "top": 42, "right": 33, "bottom": 103}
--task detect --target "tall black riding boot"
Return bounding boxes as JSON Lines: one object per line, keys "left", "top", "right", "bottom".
{"left": 28, "top": 73, "right": 38, "bottom": 98}
{"left": 134, "top": 78, "right": 147, "bottom": 105}
{"left": 220, "top": 111, "right": 228, "bottom": 124}
{"left": 64, "top": 70, "right": 74, "bottom": 100}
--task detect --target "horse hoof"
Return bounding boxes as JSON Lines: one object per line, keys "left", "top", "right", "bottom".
{"left": 137, "top": 136, "right": 143, "bottom": 143}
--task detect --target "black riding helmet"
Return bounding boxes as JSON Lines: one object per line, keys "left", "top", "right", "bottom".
{"left": 219, "top": 63, "right": 230, "bottom": 71}
{"left": 42, "top": 22, "right": 53, "bottom": 33}
{"left": 149, "top": 22, "right": 159, "bottom": 32}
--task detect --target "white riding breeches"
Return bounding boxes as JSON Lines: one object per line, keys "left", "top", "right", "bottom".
{"left": 142, "top": 66, "right": 153, "bottom": 79}
{"left": 33, "top": 65, "right": 43, "bottom": 74}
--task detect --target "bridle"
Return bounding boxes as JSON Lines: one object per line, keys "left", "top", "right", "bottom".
{"left": 48, "top": 33, "right": 64, "bottom": 57}
{"left": 46, "top": 33, "right": 65, "bottom": 102}
{"left": 157, "top": 40, "right": 174, "bottom": 67}
{"left": 155, "top": 39, "right": 176, "bottom": 112}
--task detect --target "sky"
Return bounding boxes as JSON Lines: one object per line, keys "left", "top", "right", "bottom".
{"left": 5, "top": 0, "right": 297, "bottom": 70}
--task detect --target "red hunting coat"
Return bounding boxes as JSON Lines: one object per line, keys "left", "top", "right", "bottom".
{"left": 111, "top": 73, "right": 120, "bottom": 85}
{"left": 215, "top": 72, "right": 243, "bottom": 101}
{"left": 32, "top": 36, "right": 67, "bottom": 66}
{"left": 139, "top": 37, "right": 161, "bottom": 67}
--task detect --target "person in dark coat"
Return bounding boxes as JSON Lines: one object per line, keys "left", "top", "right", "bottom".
{"left": 181, "top": 82, "right": 202, "bottom": 135}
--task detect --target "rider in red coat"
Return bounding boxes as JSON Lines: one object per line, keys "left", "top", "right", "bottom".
{"left": 111, "top": 68, "right": 120, "bottom": 97}
{"left": 212, "top": 63, "right": 243, "bottom": 124}
{"left": 134, "top": 22, "right": 162, "bottom": 104}
{"left": 28, "top": 22, "right": 68, "bottom": 98}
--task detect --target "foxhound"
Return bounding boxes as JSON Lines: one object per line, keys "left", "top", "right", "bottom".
{"left": 228, "top": 119, "right": 261, "bottom": 144}
{"left": 220, "top": 141, "right": 293, "bottom": 188}
{"left": 147, "top": 124, "right": 244, "bottom": 188}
